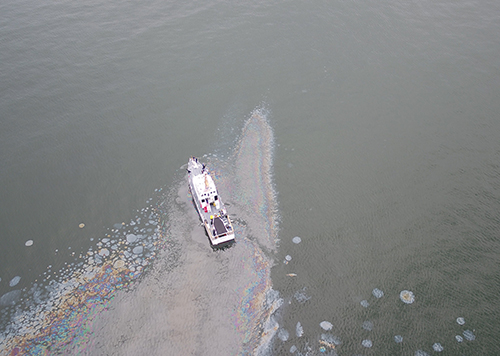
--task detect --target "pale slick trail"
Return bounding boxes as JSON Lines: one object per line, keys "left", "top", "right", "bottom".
{"left": 83, "top": 109, "right": 280, "bottom": 356}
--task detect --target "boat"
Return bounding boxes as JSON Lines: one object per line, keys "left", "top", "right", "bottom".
{"left": 187, "top": 157, "right": 235, "bottom": 247}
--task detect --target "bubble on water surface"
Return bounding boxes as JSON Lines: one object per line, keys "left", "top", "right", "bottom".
{"left": 415, "top": 350, "right": 429, "bottom": 356}
{"left": 456, "top": 317, "right": 465, "bottom": 325}
{"left": 463, "top": 329, "right": 475, "bottom": 341}
{"left": 362, "top": 321, "right": 373, "bottom": 331}
{"left": 0, "top": 290, "right": 21, "bottom": 307}
{"left": 9, "top": 276, "right": 21, "bottom": 287}
{"left": 432, "top": 343, "right": 443, "bottom": 352}
{"left": 290, "top": 345, "right": 297, "bottom": 353}
{"left": 320, "top": 321, "right": 333, "bottom": 331}
{"left": 362, "top": 339, "right": 372, "bottom": 348}
{"left": 372, "top": 288, "right": 384, "bottom": 298}
{"left": 455, "top": 335, "right": 463, "bottom": 342}
{"left": 113, "top": 260, "right": 125, "bottom": 269}
{"left": 99, "top": 249, "right": 110, "bottom": 257}
{"left": 394, "top": 335, "right": 403, "bottom": 343}
{"left": 360, "top": 299, "right": 369, "bottom": 308}
{"left": 292, "top": 236, "right": 301, "bottom": 244}
{"left": 126, "top": 234, "right": 137, "bottom": 243}
{"left": 277, "top": 328, "right": 289, "bottom": 341}
{"left": 294, "top": 288, "right": 311, "bottom": 303}
{"left": 399, "top": 290, "right": 415, "bottom": 304}
{"left": 285, "top": 255, "right": 292, "bottom": 261}
{"left": 296, "top": 321, "right": 303, "bottom": 337}
{"left": 133, "top": 246, "right": 143, "bottom": 255}
{"left": 415, "top": 351, "right": 429, "bottom": 356}
{"left": 320, "top": 333, "right": 341, "bottom": 346}
{"left": 25, "top": 240, "right": 33, "bottom": 247}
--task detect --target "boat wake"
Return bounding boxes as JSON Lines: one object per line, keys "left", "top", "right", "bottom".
{"left": 81, "top": 107, "right": 281, "bottom": 356}
{"left": 0, "top": 106, "right": 281, "bottom": 356}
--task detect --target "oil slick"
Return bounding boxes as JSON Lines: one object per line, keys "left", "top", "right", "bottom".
{"left": 0, "top": 202, "right": 164, "bottom": 355}
{"left": 0, "top": 107, "right": 280, "bottom": 356}
{"left": 228, "top": 108, "right": 279, "bottom": 253}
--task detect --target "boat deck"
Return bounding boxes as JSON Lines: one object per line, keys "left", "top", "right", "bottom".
{"left": 188, "top": 157, "right": 235, "bottom": 247}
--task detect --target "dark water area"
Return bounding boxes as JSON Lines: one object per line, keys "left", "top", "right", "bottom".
{"left": 1, "top": 0, "right": 500, "bottom": 354}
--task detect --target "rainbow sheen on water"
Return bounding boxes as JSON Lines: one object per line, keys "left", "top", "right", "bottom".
{"left": 1, "top": 204, "right": 165, "bottom": 355}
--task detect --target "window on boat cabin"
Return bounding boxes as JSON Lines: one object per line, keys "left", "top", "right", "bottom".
{"left": 214, "top": 196, "right": 218, "bottom": 201}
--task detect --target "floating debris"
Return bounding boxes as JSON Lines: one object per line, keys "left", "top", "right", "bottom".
{"left": 285, "top": 255, "right": 292, "bottom": 261}
{"left": 360, "top": 299, "right": 369, "bottom": 308}
{"left": 394, "top": 335, "right": 403, "bottom": 343}
{"left": 372, "top": 288, "right": 384, "bottom": 298}
{"left": 399, "top": 290, "right": 415, "bottom": 304}
{"left": 362, "top": 339, "right": 372, "bottom": 348}
{"left": 292, "top": 236, "right": 301, "bottom": 244}
{"left": 432, "top": 343, "right": 443, "bottom": 352}
{"left": 9, "top": 276, "right": 21, "bottom": 287}
{"left": 290, "top": 345, "right": 298, "bottom": 353}
{"left": 296, "top": 322, "right": 304, "bottom": 337}
{"left": 456, "top": 317, "right": 465, "bottom": 325}
{"left": 463, "top": 329, "right": 475, "bottom": 341}
{"left": 25, "top": 240, "right": 33, "bottom": 247}
{"left": 455, "top": 335, "right": 463, "bottom": 342}
{"left": 286, "top": 273, "right": 297, "bottom": 277}
{"left": 320, "top": 321, "right": 333, "bottom": 331}
{"left": 362, "top": 321, "right": 373, "bottom": 331}
{"left": 79, "top": 223, "right": 85, "bottom": 229}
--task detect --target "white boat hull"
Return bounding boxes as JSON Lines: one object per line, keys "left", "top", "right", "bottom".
{"left": 187, "top": 157, "right": 235, "bottom": 247}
